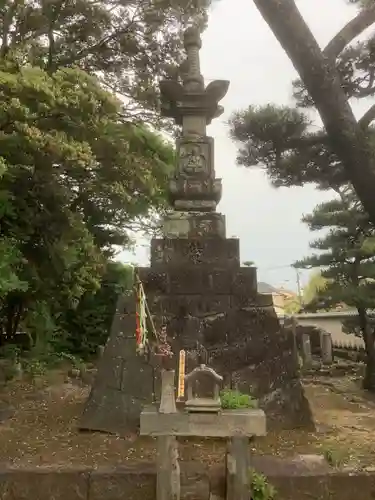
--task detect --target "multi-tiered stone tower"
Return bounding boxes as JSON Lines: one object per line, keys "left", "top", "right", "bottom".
{"left": 81, "top": 28, "right": 314, "bottom": 434}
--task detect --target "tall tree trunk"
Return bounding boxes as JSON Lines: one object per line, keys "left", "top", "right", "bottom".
{"left": 358, "top": 307, "right": 375, "bottom": 391}
{"left": 4, "top": 293, "right": 23, "bottom": 341}
{"left": 252, "top": 0, "right": 375, "bottom": 225}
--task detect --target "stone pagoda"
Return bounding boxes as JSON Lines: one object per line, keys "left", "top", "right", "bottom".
{"left": 80, "top": 27, "right": 314, "bottom": 434}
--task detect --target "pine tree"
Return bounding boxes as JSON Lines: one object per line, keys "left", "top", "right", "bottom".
{"left": 296, "top": 186, "right": 375, "bottom": 390}
{"left": 229, "top": 1, "right": 375, "bottom": 223}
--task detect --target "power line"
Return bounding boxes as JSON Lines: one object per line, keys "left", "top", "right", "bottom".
{"left": 258, "top": 264, "right": 299, "bottom": 271}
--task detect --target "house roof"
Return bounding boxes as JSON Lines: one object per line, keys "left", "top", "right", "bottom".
{"left": 258, "top": 282, "right": 296, "bottom": 297}
{"left": 258, "top": 282, "right": 278, "bottom": 294}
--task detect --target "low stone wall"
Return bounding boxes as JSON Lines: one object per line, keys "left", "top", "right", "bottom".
{"left": 0, "top": 464, "right": 375, "bottom": 500}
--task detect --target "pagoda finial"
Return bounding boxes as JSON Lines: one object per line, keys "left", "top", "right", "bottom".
{"left": 183, "top": 26, "right": 204, "bottom": 91}
{"left": 158, "top": 25, "right": 230, "bottom": 216}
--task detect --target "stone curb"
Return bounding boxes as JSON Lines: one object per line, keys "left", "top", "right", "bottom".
{"left": 0, "top": 464, "right": 374, "bottom": 499}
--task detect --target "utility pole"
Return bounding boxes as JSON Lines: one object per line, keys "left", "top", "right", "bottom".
{"left": 295, "top": 268, "right": 303, "bottom": 307}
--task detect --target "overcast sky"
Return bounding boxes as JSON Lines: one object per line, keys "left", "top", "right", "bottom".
{"left": 121, "top": 0, "right": 363, "bottom": 292}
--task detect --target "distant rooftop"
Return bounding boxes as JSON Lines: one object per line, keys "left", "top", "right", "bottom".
{"left": 258, "top": 282, "right": 296, "bottom": 296}
{"left": 258, "top": 282, "right": 278, "bottom": 294}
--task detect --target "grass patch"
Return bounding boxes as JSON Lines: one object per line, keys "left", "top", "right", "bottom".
{"left": 322, "top": 446, "right": 346, "bottom": 467}
{"left": 220, "top": 389, "right": 258, "bottom": 409}
{"left": 250, "top": 469, "right": 276, "bottom": 500}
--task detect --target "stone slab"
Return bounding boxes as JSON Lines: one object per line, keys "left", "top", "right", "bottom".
{"left": 151, "top": 294, "right": 231, "bottom": 317}
{"left": 90, "top": 466, "right": 156, "bottom": 500}
{"left": 0, "top": 468, "right": 89, "bottom": 500}
{"left": 139, "top": 406, "right": 266, "bottom": 437}
{"left": 138, "top": 267, "right": 258, "bottom": 296}
{"left": 249, "top": 454, "right": 332, "bottom": 476}
{"left": 163, "top": 211, "right": 226, "bottom": 239}
{"left": 227, "top": 438, "right": 251, "bottom": 500}
{"left": 1, "top": 466, "right": 375, "bottom": 500}
{"left": 81, "top": 242, "right": 313, "bottom": 435}
{"left": 156, "top": 436, "right": 180, "bottom": 500}
{"left": 80, "top": 360, "right": 156, "bottom": 433}
{"left": 150, "top": 237, "right": 240, "bottom": 267}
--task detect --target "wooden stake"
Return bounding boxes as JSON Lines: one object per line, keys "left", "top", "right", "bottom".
{"left": 177, "top": 350, "right": 186, "bottom": 400}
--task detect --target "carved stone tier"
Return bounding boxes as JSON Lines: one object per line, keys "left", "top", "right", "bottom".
{"left": 80, "top": 236, "right": 314, "bottom": 435}
{"left": 160, "top": 79, "right": 229, "bottom": 126}
{"left": 151, "top": 238, "right": 238, "bottom": 266}
{"left": 169, "top": 178, "right": 222, "bottom": 210}
{"left": 162, "top": 212, "right": 226, "bottom": 239}
{"left": 160, "top": 27, "right": 228, "bottom": 211}
{"left": 169, "top": 136, "right": 221, "bottom": 211}
{"left": 137, "top": 265, "right": 258, "bottom": 300}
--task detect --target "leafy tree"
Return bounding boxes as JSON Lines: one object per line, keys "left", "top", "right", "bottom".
{"left": 0, "top": 159, "right": 27, "bottom": 297}
{"left": 0, "top": 0, "right": 214, "bottom": 357}
{"left": 243, "top": 260, "right": 255, "bottom": 267}
{"left": 295, "top": 186, "right": 375, "bottom": 390}
{"left": 59, "top": 262, "right": 134, "bottom": 358}
{"left": 302, "top": 271, "right": 329, "bottom": 308}
{"left": 231, "top": 0, "right": 375, "bottom": 223}
{"left": 0, "top": 61, "right": 173, "bottom": 346}
{"left": 283, "top": 295, "right": 302, "bottom": 315}
{"left": 0, "top": 0, "right": 211, "bottom": 128}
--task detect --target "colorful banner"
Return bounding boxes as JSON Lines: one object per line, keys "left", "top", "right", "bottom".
{"left": 135, "top": 280, "right": 148, "bottom": 352}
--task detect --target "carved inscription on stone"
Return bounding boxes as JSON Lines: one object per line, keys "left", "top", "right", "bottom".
{"left": 178, "top": 140, "right": 210, "bottom": 177}
{"left": 188, "top": 241, "right": 203, "bottom": 264}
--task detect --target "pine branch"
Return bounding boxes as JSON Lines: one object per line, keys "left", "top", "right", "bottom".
{"left": 323, "top": 4, "right": 375, "bottom": 60}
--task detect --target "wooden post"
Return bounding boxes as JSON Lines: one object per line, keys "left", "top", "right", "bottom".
{"left": 177, "top": 350, "right": 186, "bottom": 400}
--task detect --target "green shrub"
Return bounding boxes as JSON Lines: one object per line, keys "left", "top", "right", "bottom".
{"left": 0, "top": 344, "right": 20, "bottom": 361}
{"left": 22, "top": 358, "right": 47, "bottom": 379}
{"left": 323, "top": 447, "right": 344, "bottom": 467}
{"left": 59, "top": 262, "right": 134, "bottom": 359}
{"left": 250, "top": 469, "right": 276, "bottom": 500}
{"left": 220, "top": 389, "right": 258, "bottom": 409}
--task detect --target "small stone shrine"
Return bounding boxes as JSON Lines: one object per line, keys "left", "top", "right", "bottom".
{"left": 80, "top": 26, "right": 314, "bottom": 435}
{"left": 140, "top": 364, "right": 266, "bottom": 500}
{"left": 185, "top": 364, "right": 223, "bottom": 413}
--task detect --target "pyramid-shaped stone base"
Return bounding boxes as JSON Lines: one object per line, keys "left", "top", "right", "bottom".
{"left": 80, "top": 236, "right": 314, "bottom": 434}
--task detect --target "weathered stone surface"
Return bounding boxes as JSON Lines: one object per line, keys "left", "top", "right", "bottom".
{"left": 0, "top": 468, "right": 89, "bottom": 500}
{"left": 226, "top": 438, "right": 251, "bottom": 500}
{"left": 80, "top": 23, "right": 313, "bottom": 435}
{"left": 150, "top": 238, "right": 239, "bottom": 267}
{"left": 137, "top": 266, "right": 257, "bottom": 296}
{"left": 250, "top": 454, "right": 332, "bottom": 477}
{"left": 169, "top": 177, "right": 222, "bottom": 209}
{"left": 301, "top": 333, "right": 313, "bottom": 367}
{"left": 294, "top": 324, "right": 324, "bottom": 355}
{"left": 81, "top": 262, "right": 313, "bottom": 433}
{"left": 81, "top": 357, "right": 156, "bottom": 433}
{"left": 80, "top": 292, "right": 157, "bottom": 433}
{"left": 321, "top": 332, "right": 333, "bottom": 365}
{"left": 162, "top": 213, "right": 226, "bottom": 239}
{"left": 152, "top": 294, "right": 231, "bottom": 318}
{"left": 231, "top": 267, "right": 258, "bottom": 298}
{"left": 90, "top": 466, "right": 155, "bottom": 500}
{"left": 156, "top": 436, "right": 180, "bottom": 500}
{"left": 180, "top": 464, "right": 210, "bottom": 500}
{"left": 159, "top": 370, "right": 177, "bottom": 414}
{"left": 140, "top": 406, "right": 266, "bottom": 437}
{"left": 1, "top": 466, "right": 375, "bottom": 500}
